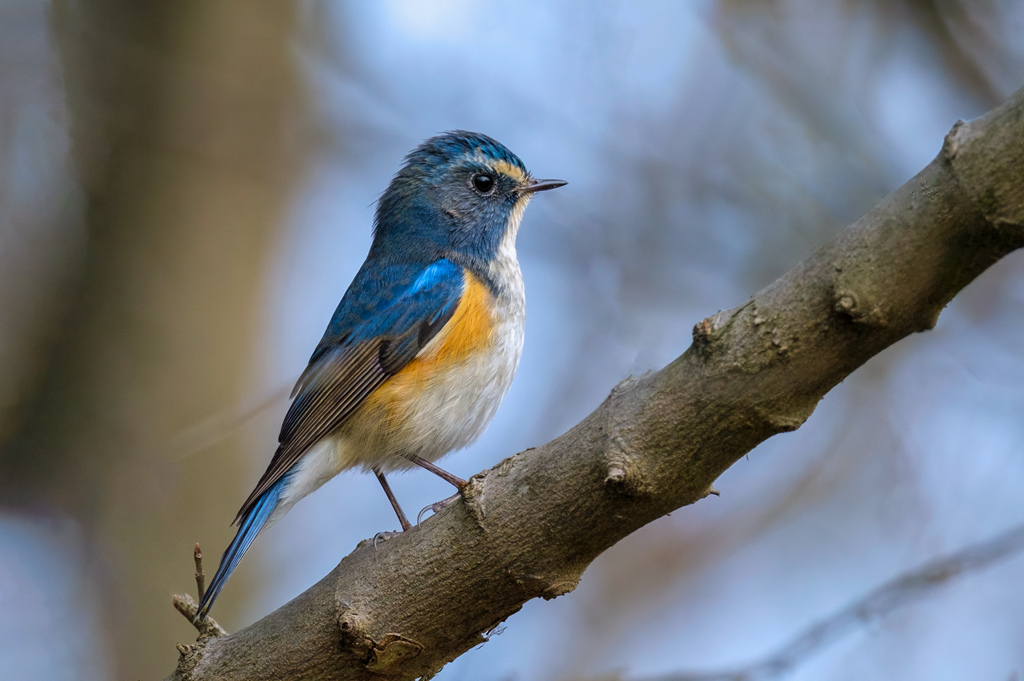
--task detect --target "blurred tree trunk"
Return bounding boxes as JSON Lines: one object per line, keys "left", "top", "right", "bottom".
{"left": 0, "top": 2, "right": 307, "bottom": 678}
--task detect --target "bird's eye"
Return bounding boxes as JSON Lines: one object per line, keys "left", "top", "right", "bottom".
{"left": 472, "top": 173, "right": 495, "bottom": 194}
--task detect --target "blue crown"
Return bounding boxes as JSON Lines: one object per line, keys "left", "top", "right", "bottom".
{"left": 403, "top": 130, "right": 528, "bottom": 174}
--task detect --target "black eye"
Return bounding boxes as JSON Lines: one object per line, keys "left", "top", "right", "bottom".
{"left": 472, "top": 173, "right": 495, "bottom": 193}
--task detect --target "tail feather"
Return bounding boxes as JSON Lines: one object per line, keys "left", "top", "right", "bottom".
{"left": 195, "top": 477, "right": 287, "bottom": 620}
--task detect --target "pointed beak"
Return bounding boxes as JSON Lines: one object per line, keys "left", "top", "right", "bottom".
{"left": 520, "top": 178, "right": 567, "bottom": 194}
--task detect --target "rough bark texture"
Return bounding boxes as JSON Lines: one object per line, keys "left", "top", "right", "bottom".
{"left": 168, "top": 86, "right": 1024, "bottom": 681}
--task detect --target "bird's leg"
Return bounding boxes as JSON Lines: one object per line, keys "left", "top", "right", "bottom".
{"left": 407, "top": 455, "right": 466, "bottom": 490}
{"left": 374, "top": 469, "right": 412, "bottom": 531}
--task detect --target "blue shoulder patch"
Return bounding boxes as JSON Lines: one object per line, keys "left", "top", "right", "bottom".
{"left": 411, "top": 259, "right": 461, "bottom": 295}
{"left": 314, "top": 258, "right": 464, "bottom": 359}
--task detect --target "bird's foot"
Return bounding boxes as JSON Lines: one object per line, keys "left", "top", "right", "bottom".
{"left": 416, "top": 490, "right": 463, "bottom": 525}
{"left": 372, "top": 530, "right": 403, "bottom": 550}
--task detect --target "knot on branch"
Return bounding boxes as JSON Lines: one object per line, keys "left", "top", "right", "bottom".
{"left": 832, "top": 290, "right": 858, "bottom": 316}
{"left": 940, "top": 119, "right": 968, "bottom": 163}
{"left": 832, "top": 288, "right": 888, "bottom": 326}
{"left": 338, "top": 605, "right": 374, "bottom": 657}
{"left": 692, "top": 307, "right": 737, "bottom": 356}
{"left": 941, "top": 117, "right": 1024, "bottom": 234}
{"left": 339, "top": 605, "right": 424, "bottom": 674}
{"left": 604, "top": 455, "right": 649, "bottom": 497}
{"left": 509, "top": 568, "right": 582, "bottom": 601}
{"left": 172, "top": 641, "right": 202, "bottom": 680}
{"left": 542, "top": 580, "right": 580, "bottom": 599}
{"left": 365, "top": 634, "right": 424, "bottom": 673}
{"left": 765, "top": 412, "right": 807, "bottom": 433}
{"left": 692, "top": 317, "right": 713, "bottom": 345}
{"left": 753, "top": 405, "right": 811, "bottom": 435}
{"left": 600, "top": 375, "right": 652, "bottom": 497}
{"left": 172, "top": 593, "right": 227, "bottom": 639}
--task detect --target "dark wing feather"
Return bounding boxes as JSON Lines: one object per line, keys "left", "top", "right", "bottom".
{"left": 379, "top": 301, "right": 458, "bottom": 373}
{"left": 234, "top": 259, "right": 465, "bottom": 523}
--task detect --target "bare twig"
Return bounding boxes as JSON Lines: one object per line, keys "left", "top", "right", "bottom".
{"left": 173, "top": 593, "right": 227, "bottom": 639}
{"left": 649, "top": 523, "right": 1024, "bottom": 681}
{"left": 194, "top": 542, "right": 206, "bottom": 603}
{"left": 172, "top": 543, "right": 226, "bottom": 639}
{"left": 165, "top": 381, "right": 293, "bottom": 461}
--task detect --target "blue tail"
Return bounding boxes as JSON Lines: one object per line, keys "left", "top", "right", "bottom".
{"left": 196, "top": 477, "right": 287, "bottom": 620}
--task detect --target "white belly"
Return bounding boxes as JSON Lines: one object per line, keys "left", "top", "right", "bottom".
{"left": 352, "top": 294, "right": 524, "bottom": 473}
{"left": 275, "top": 258, "right": 525, "bottom": 517}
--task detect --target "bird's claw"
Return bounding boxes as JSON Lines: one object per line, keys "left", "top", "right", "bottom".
{"left": 416, "top": 491, "right": 462, "bottom": 525}
{"left": 416, "top": 505, "right": 435, "bottom": 525}
{"left": 372, "top": 530, "right": 402, "bottom": 550}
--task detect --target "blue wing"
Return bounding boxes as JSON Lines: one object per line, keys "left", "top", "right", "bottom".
{"left": 197, "top": 258, "right": 465, "bottom": 619}
{"left": 239, "top": 258, "right": 465, "bottom": 520}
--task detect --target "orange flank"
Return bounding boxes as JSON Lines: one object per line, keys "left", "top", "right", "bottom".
{"left": 360, "top": 270, "right": 495, "bottom": 424}
{"left": 413, "top": 269, "right": 495, "bottom": 368}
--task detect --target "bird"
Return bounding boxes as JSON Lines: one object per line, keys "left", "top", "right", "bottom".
{"left": 196, "top": 131, "right": 565, "bottom": 619}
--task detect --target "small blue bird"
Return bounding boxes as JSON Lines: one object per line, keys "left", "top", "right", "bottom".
{"left": 197, "top": 131, "right": 565, "bottom": 618}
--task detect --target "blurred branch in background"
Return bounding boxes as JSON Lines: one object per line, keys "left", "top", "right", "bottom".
{"left": 162, "top": 379, "right": 293, "bottom": 463}
{"left": 642, "top": 522, "right": 1024, "bottom": 681}
{"left": 0, "top": 1, "right": 309, "bottom": 679}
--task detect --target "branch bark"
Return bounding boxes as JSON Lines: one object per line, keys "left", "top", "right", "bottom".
{"left": 168, "top": 86, "right": 1024, "bottom": 681}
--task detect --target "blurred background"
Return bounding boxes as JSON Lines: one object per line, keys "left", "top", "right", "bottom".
{"left": 1, "top": 1, "right": 1023, "bottom": 680}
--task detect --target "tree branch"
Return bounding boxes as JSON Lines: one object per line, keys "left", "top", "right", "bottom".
{"left": 167, "top": 85, "right": 1024, "bottom": 681}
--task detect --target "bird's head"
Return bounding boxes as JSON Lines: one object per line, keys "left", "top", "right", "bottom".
{"left": 372, "top": 131, "right": 565, "bottom": 263}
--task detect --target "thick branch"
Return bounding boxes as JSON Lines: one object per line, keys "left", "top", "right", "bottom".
{"left": 168, "top": 86, "right": 1024, "bottom": 681}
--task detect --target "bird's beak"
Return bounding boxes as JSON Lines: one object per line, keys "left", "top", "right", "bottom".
{"left": 520, "top": 178, "right": 567, "bottom": 194}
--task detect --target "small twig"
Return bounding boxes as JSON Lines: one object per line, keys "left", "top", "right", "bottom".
{"left": 173, "top": 593, "right": 227, "bottom": 638}
{"left": 172, "top": 542, "right": 226, "bottom": 638}
{"left": 647, "top": 522, "right": 1024, "bottom": 681}
{"left": 194, "top": 542, "right": 206, "bottom": 603}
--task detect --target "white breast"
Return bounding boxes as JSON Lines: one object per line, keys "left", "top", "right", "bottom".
{"left": 370, "top": 194, "right": 529, "bottom": 469}
{"left": 275, "top": 199, "right": 530, "bottom": 515}
{"left": 373, "top": 235, "right": 526, "bottom": 470}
